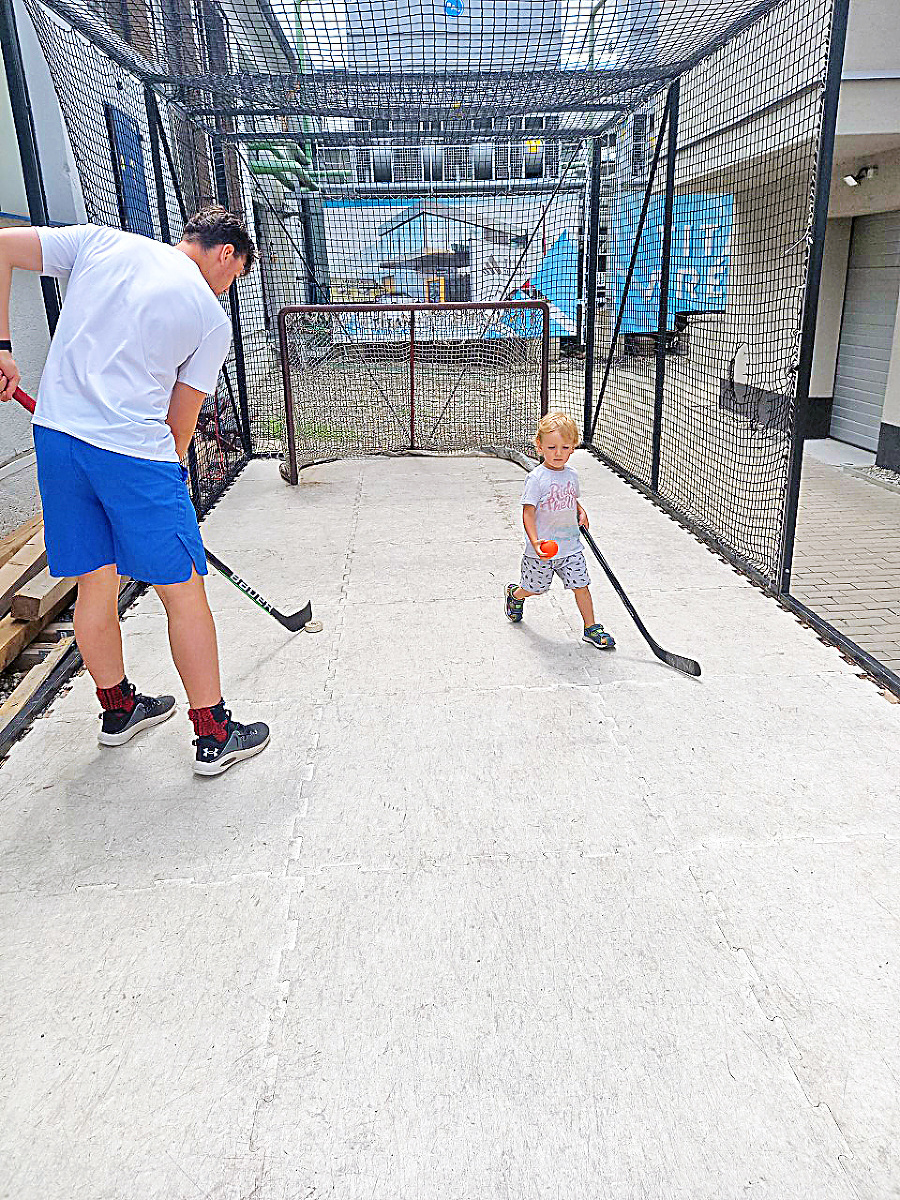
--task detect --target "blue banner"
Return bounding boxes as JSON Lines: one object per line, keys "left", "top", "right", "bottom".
{"left": 610, "top": 193, "right": 733, "bottom": 334}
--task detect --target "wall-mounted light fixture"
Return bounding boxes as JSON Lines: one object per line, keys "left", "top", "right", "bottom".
{"left": 843, "top": 165, "right": 878, "bottom": 187}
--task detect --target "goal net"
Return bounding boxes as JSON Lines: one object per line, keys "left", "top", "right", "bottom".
{"left": 279, "top": 302, "right": 549, "bottom": 478}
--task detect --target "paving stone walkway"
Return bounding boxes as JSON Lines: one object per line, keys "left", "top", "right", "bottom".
{"left": 0, "top": 452, "right": 898, "bottom": 1199}
{"left": 793, "top": 444, "right": 900, "bottom": 676}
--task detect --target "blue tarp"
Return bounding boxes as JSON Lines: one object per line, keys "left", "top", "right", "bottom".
{"left": 503, "top": 230, "right": 580, "bottom": 339}
{"left": 610, "top": 193, "right": 733, "bottom": 334}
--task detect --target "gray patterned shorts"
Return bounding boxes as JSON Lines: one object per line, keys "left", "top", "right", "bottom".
{"left": 520, "top": 549, "right": 591, "bottom": 594}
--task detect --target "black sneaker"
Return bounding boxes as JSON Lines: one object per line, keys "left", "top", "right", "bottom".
{"left": 98, "top": 693, "right": 177, "bottom": 745}
{"left": 193, "top": 711, "right": 270, "bottom": 776}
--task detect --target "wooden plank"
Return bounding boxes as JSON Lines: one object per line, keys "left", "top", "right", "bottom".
{"left": 11, "top": 569, "right": 76, "bottom": 621}
{"left": 0, "top": 636, "right": 74, "bottom": 721}
{"left": 0, "top": 592, "right": 74, "bottom": 673}
{"left": 0, "top": 514, "right": 42, "bottom": 570}
{"left": 0, "top": 532, "right": 47, "bottom": 614}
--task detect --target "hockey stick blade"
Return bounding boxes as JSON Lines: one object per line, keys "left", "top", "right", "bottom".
{"left": 580, "top": 527, "right": 701, "bottom": 677}
{"left": 10, "top": 389, "right": 314, "bottom": 633}
{"left": 205, "top": 551, "right": 312, "bottom": 632}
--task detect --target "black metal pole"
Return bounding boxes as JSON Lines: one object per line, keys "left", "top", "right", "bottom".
{"left": 144, "top": 85, "right": 202, "bottom": 505}
{"left": 408, "top": 309, "right": 415, "bottom": 450}
{"left": 582, "top": 140, "right": 604, "bottom": 442}
{"left": 144, "top": 85, "right": 171, "bottom": 243}
{"left": 778, "top": 0, "right": 850, "bottom": 595}
{"left": 651, "top": 78, "right": 679, "bottom": 492}
{"left": 0, "top": 0, "right": 60, "bottom": 333}
{"left": 588, "top": 98, "right": 671, "bottom": 444}
{"left": 300, "top": 195, "right": 318, "bottom": 305}
{"left": 213, "top": 135, "right": 253, "bottom": 455}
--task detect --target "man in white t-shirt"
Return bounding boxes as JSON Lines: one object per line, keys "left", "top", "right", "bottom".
{"left": 0, "top": 207, "right": 270, "bottom": 775}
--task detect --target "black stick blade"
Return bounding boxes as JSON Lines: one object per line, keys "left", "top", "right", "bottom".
{"left": 579, "top": 527, "right": 702, "bottom": 678}
{"left": 276, "top": 602, "right": 313, "bottom": 633}
{"left": 654, "top": 647, "right": 702, "bottom": 677}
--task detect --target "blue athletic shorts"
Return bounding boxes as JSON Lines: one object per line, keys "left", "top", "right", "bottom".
{"left": 34, "top": 426, "right": 207, "bottom": 585}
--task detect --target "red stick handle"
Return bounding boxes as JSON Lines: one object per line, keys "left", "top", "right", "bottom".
{"left": 12, "top": 386, "right": 36, "bottom": 414}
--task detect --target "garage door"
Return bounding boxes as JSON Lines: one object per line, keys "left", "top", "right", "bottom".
{"left": 830, "top": 211, "right": 900, "bottom": 451}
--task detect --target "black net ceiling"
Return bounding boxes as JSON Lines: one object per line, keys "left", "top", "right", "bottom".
{"left": 37, "top": 0, "right": 784, "bottom": 130}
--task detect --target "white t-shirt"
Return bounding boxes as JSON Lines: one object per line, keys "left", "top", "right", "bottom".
{"left": 521, "top": 463, "right": 582, "bottom": 560}
{"left": 34, "top": 224, "right": 232, "bottom": 462}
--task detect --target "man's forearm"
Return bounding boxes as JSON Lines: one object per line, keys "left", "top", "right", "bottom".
{"left": 167, "top": 422, "right": 197, "bottom": 462}
{"left": 166, "top": 381, "right": 206, "bottom": 461}
{"left": 0, "top": 261, "right": 12, "bottom": 341}
{"left": 0, "top": 229, "right": 45, "bottom": 398}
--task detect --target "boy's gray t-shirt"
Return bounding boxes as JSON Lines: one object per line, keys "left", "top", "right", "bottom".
{"left": 521, "top": 463, "right": 581, "bottom": 560}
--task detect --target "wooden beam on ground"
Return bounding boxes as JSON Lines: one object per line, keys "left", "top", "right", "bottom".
{"left": 0, "top": 636, "right": 74, "bottom": 722}
{"left": 0, "top": 514, "right": 42, "bottom": 570}
{"left": 0, "top": 592, "right": 74, "bottom": 673}
{"left": 0, "top": 531, "right": 47, "bottom": 614}
{"left": 11, "top": 569, "right": 76, "bottom": 621}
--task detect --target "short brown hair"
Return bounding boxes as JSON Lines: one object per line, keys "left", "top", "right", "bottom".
{"left": 182, "top": 205, "right": 256, "bottom": 274}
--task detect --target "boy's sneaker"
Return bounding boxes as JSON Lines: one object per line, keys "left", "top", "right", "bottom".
{"left": 193, "top": 709, "right": 270, "bottom": 776}
{"left": 505, "top": 583, "right": 525, "bottom": 623}
{"left": 98, "top": 693, "right": 176, "bottom": 745}
{"left": 583, "top": 623, "right": 616, "bottom": 650}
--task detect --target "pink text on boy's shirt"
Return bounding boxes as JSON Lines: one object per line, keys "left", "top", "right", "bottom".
{"left": 539, "top": 481, "right": 578, "bottom": 513}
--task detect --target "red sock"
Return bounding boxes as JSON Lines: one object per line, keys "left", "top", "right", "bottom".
{"left": 97, "top": 678, "right": 135, "bottom": 714}
{"left": 189, "top": 699, "right": 229, "bottom": 743}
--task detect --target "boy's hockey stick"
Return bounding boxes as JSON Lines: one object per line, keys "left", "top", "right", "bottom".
{"left": 579, "top": 525, "right": 701, "bottom": 677}
{"left": 12, "top": 386, "right": 317, "bottom": 634}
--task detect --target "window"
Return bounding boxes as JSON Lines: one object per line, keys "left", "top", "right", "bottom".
{"left": 423, "top": 145, "right": 444, "bottom": 182}
{"left": 472, "top": 144, "right": 492, "bottom": 181}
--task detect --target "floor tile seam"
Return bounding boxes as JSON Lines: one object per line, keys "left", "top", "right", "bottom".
{"left": 685, "top": 863, "right": 865, "bottom": 1186}
{"left": 286, "top": 829, "right": 900, "bottom": 875}
{"left": 342, "top": 583, "right": 751, "bottom": 609}
{"left": 282, "top": 460, "right": 365, "bottom": 872}
{"left": 252, "top": 464, "right": 366, "bottom": 1134}
{"left": 322, "top": 665, "right": 858, "bottom": 700}
{"left": 321, "top": 679, "right": 609, "bottom": 700}
{"left": 3, "top": 833, "right": 899, "bottom": 900}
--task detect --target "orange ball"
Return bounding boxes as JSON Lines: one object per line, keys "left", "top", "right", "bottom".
{"left": 539, "top": 540, "right": 558, "bottom": 557}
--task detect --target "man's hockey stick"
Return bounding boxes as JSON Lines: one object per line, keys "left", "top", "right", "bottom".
{"left": 12, "top": 386, "right": 316, "bottom": 634}
{"left": 203, "top": 548, "right": 312, "bottom": 632}
{"left": 580, "top": 525, "right": 701, "bottom": 677}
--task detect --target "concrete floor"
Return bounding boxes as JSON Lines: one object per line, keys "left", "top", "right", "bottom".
{"left": 0, "top": 451, "right": 898, "bottom": 1199}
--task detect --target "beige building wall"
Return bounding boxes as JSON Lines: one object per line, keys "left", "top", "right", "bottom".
{"left": 810, "top": 218, "right": 851, "bottom": 398}
{"left": 808, "top": 0, "right": 900, "bottom": 458}
{"left": 883, "top": 305, "right": 900, "bottom": 429}
{"left": 0, "top": 59, "right": 28, "bottom": 218}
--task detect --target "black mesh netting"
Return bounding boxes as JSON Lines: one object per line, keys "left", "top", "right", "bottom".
{"left": 21, "top": 0, "right": 837, "bottom": 584}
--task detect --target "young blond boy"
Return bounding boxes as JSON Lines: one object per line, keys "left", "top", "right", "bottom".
{"left": 505, "top": 412, "right": 615, "bottom": 649}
